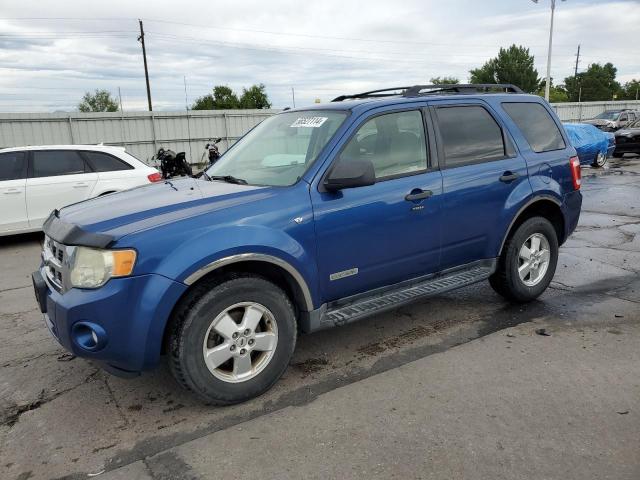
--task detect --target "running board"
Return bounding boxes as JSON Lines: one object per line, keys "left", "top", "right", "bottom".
{"left": 305, "top": 259, "right": 496, "bottom": 332}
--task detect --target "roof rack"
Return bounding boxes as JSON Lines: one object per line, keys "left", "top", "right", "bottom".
{"left": 331, "top": 87, "right": 413, "bottom": 102}
{"left": 331, "top": 83, "right": 523, "bottom": 102}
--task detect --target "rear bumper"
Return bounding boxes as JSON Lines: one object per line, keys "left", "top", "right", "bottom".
{"left": 562, "top": 190, "right": 582, "bottom": 242}
{"left": 34, "top": 268, "right": 187, "bottom": 374}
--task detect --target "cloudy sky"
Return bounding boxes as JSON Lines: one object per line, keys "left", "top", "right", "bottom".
{"left": 1, "top": 0, "right": 638, "bottom": 112}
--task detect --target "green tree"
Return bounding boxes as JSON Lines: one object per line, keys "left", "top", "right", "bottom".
{"left": 191, "top": 94, "right": 215, "bottom": 110}
{"left": 620, "top": 79, "right": 640, "bottom": 100}
{"left": 564, "top": 63, "right": 621, "bottom": 102}
{"left": 239, "top": 84, "right": 271, "bottom": 109}
{"left": 430, "top": 76, "right": 460, "bottom": 85}
{"left": 192, "top": 85, "right": 240, "bottom": 110}
{"left": 78, "top": 89, "right": 119, "bottom": 112}
{"left": 536, "top": 79, "right": 569, "bottom": 103}
{"left": 469, "top": 45, "right": 540, "bottom": 93}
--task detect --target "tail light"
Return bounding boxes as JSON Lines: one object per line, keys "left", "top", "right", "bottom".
{"left": 147, "top": 172, "right": 162, "bottom": 183}
{"left": 569, "top": 156, "right": 581, "bottom": 190}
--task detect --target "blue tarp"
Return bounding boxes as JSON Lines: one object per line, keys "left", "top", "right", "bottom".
{"left": 564, "top": 123, "right": 615, "bottom": 165}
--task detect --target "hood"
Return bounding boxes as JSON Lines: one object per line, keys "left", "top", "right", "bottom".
{"left": 583, "top": 119, "right": 615, "bottom": 127}
{"left": 59, "top": 177, "right": 270, "bottom": 239}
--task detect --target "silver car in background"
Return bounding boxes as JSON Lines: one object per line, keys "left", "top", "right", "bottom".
{"left": 583, "top": 109, "right": 639, "bottom": 132}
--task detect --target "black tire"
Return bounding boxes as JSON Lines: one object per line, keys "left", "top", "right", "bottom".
{"left": 168, "top": 275, "right": 297, "bottom": 405}
{"left": 591, "top": 152, "right": 608, "bottom": 168}
{"left": 489, "top": 217, "right": 559, "bottom": 302}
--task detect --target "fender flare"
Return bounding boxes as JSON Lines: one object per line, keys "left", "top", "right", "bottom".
{"left": 183, "top": 253, "right": 315, "bottom": 311}
{"left": 498, "top": 195, "right": 562, "bottom": 255}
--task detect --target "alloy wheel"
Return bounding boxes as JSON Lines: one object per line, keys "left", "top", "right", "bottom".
{"left": 202, "top": 302, "right": 278, "bottom": 383}
{"left": 518, "top": 233, "right": 551, "bottom": 287}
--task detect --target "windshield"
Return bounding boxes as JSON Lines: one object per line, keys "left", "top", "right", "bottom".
{"left": 595, "top": 111, "right": 620, "bottom": 120}
{"left": 206, "top": 110, "right": 348, "bottom": 186}
{"left": 627, "top": 118, "right": 640, "bottom": 129}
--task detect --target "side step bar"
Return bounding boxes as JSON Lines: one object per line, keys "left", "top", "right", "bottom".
{"left": 309, "top": 259, "right": 496, "bottom": 332}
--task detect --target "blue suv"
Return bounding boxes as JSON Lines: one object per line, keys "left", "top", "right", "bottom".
{"left": 32, "top": 84, "right": 582, "bottom": 404}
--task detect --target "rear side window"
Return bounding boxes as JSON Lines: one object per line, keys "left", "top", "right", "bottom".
{"left": 502, "top": 103, "right": 566, "bottom": 153}
{"left": 0, "top": 151, "right": 27, "bottom": 181}
{"left": 338, "top": 110, "right": 428, "bottom": 180}
{"left": 31, "top": 150, "right": 86, "bottom": 178}
{"left": 83, "top": 151, "right": 133, "bottom": 172}
{"left": 435, "top": 106, "right": 505, "bottom": 167}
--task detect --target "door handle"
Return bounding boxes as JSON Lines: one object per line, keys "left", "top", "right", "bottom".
{"left": 3, "top": 189, "right": 21, "bottom": 195}
{"left": 405, "top": 190, "right": 433, "bottom": 202}
{"left": 73, "top": 183, "right": 89, "bottom": 188}
{"left": 499, "top": 171, "right": 519, "bottom": 183}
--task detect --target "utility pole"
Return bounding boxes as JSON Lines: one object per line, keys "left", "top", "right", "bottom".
{"left": 184, "top": 76, "right": 192, "bottom": 162}
{"left": 573, "top": 44, "right": 581, "bottom": 103}
{"left": 137, "top": 19, "right": 153, "bottom": 111}
{"left": 291, "top": 87, "right": 296, "bottom": 108}
{"left": 117, "top": 86, "right": 124, "bottom": 112}
{"left": 532, "top": 0, "right": 565, "bottom": 101}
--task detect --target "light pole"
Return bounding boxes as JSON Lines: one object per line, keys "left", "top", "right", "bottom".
{"left": 532, "top": 0, "right": 565, "bottom": 101}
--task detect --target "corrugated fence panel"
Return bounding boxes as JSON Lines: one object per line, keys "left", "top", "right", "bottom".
{"left": 551, "top": 100, "right": 640, "bottom": 122}
{"left": 3, "top": 102, "right": 640, "bottom": 164}
{"left": 0, "top": 110, "right": 277, "bottom": 165}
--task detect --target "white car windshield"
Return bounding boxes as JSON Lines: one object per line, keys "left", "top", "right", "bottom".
{"left": 205, "top": 110, "right": 347, "bottom": 186}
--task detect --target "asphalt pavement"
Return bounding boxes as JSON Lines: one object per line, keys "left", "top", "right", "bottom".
{"left": 1, "top": 155, "right": 639, "bottom": 480}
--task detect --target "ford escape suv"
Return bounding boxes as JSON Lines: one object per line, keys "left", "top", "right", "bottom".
{"left": 33, "top": 84, "right": 582, "bottom": 404}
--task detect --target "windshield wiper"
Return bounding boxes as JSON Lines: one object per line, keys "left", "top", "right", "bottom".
{"left": 201, "top": 171, "right": 212, "bottom": 181}
{"left": 209, "top": 175, "right": 248, "bottom": 185}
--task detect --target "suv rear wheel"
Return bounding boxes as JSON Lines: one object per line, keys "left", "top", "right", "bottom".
{"left": 490, "top": 217, "right": 559, "bottom": 302}
{"left": 169, "top": 275, "right": 297, "bottom": 404}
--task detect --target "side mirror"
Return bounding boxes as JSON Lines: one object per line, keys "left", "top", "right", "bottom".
{"left": 324, "top": 159, "right": 375, "bottom": 191}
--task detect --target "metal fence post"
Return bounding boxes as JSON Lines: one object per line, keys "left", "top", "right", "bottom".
{"left": 150, "top": 112, "right": 158, "bottom": 155}
{"left": 223, "top": 112, "right": 230, "bottom": 152}
{"left": 67, "top": 116, "right": 75, "bottom": 143}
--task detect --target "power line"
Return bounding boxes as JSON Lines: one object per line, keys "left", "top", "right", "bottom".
{"left": 145, "top": 30, "right": 576, "bottom": 60}
{"left": 144, "top": 18, "right": 578, "bottom": 49}
{"left": 0, "top": 15, "right": 583, "bottom": 49}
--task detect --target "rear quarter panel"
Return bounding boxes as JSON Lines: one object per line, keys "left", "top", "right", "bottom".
{"left": 93, "top": 168, "right": 153, "bottom": 195}
{"left": 494, "top": 98, "right": 575, "bottom": 201}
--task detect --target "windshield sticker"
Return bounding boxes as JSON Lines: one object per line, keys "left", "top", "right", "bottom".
{"left": 290, "top": 117, "right": 328, "bottom": 128}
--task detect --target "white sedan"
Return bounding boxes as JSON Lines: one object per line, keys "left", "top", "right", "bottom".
{"left": 0, "top": 144, "right": 161, "bottom": 236}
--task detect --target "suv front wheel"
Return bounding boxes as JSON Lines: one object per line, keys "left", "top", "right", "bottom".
{"left": 490, "top": 216, "right": 559, "bottom": 302}
{"left": 169, "top": 275, "right": 297, "bottom": 404}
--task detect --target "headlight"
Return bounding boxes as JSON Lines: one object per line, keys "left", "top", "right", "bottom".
{"left": 69, "top": 247, "right": 137, "bottom": 289}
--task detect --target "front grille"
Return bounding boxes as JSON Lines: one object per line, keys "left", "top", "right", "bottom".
{"left": 43, "top": 236, "right": 68, "bottom": 291}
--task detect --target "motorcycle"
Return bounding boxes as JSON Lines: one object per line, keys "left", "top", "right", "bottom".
{"left": 154, "top": 148, "right": 193, "bottom": 179}
{"left": 203, "top": 138, "right": 223, "bottom": 167}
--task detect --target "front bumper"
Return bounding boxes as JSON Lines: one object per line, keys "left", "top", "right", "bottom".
{"left": 33, "top": 268, "right": 187, "bottom": 375}
{"left": 614, "top": 142, "right": 640, "bottom": 154}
